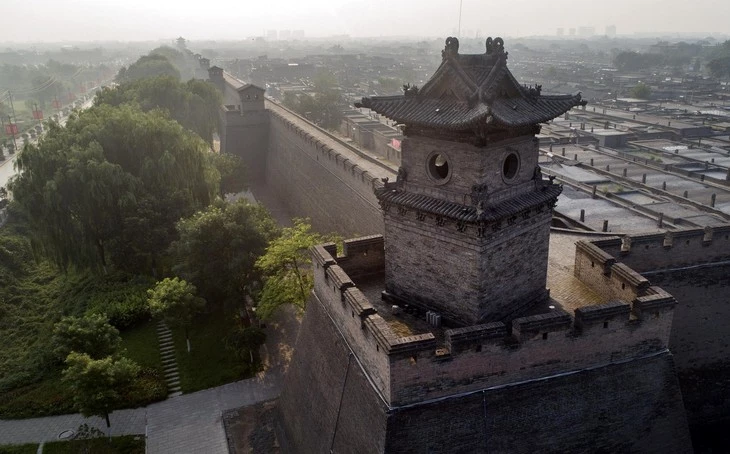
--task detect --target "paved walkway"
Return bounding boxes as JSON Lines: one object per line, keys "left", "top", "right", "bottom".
{"left": 0, "top": 305, "right": 300, "bottom": 453}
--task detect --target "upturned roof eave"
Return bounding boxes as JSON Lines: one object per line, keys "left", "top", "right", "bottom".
{"left": 356, "top": 93, "right": 585, "bottom": 130}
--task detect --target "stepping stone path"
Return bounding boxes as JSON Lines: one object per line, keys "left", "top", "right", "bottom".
{"left": 156, "top": 321, "right": 182, "bottom": 398}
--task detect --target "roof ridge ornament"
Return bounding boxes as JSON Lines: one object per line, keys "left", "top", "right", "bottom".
{"left": 403, "top": 83, "right": 420, "bottom": 97}
{"left": 486, "top": 37, "right": 505, "bottom": 55}
{"left": 442, "top": 37, "right": 460, "bottom": 59}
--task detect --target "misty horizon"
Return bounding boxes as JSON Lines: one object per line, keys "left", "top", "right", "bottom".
{"left": 1, "top": 0, "right": 728, "bottom": 44}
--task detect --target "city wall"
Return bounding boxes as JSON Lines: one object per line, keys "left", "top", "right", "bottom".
{"left": 264, "top": 105, "right": 387, "bottom": 237}
{"left": 585, "top": 229, "right": 730, "bottom": 427}
{"left": 590, "top": 225, "right": 730, "bottom": 272}
{"left": 312, "top": 235, "right": 677, "bottom": 407}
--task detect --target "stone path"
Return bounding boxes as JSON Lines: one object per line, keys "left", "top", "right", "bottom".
{"left": 156, "top": 321, "right": 182, "bottom": 397}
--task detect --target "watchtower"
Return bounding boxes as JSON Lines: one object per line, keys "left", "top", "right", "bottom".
{"left": 357, "top": 36, "right": 585, "bottom": 325}
{"left": 274, "top": 38, "right": 691, "bottom": 453}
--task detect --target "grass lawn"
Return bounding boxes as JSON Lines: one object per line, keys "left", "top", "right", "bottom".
{"left": 120, "top": 320, "right": 163, "bottom": 370}
{"left": 172, "top": 309, "right": 261, "bottom": 393}
{"left": 44, "top": 435, "right": 144, "bottom": 454}
{"left": 0, "top": 371, "right": 76, "bottom": 419}
{"left": 0, "top": 444, "right": 38, "bottom": 454}
{"left": 0, "top": 320, "right": 166, "bottom": 419}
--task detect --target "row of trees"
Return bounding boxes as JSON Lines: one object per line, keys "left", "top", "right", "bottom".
{"left": 612, "top": 40, "right": 730, "bottom": 79}
{"left": 707, "top": 41, "right": 730, "bottom": 79}
{"left": 5, "top": 46, "right": 337, "bottom": 425}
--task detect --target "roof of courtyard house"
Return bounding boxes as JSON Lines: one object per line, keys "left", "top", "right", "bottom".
{"left": 356, "top": 37, "right": 586, "bottom": 130}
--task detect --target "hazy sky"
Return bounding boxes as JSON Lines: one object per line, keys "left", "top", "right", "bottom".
{"left": 1, "top": 0, "right": 728, "bottom": 43}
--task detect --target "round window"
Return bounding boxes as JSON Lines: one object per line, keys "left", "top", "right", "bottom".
{"left": 503, "top": 153, "right": 519, "bottom": 180}
{"left": 427, "top": 152, "right": 451, "bottom": 184}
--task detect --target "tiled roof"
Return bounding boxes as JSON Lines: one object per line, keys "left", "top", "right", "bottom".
{"left": 376, "top": 183, "right": 562, "bottom": 223}
{"left": 359, "top": 94, "right": 582, "bottom": 131}
{"left": 356, "top": 37, "right": 585, "bottom": 131}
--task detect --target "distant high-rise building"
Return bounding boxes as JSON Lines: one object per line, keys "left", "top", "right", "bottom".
{"left": 568, "top": 27, "right": 576, "bottom": 36}
{"left": 606, "top": 25, "right": 617, "bottom": 37}
{"left": 267, "top": 30, "right": 278, "bottom": 40}
{"left": 557, "top": 28, "right": 564, "bottom": 36}
{"left": 279, "top": 30, "right": 292, "bottom": 40}
{"left": 292, "top": 30, "right": 305, "bottom": 39}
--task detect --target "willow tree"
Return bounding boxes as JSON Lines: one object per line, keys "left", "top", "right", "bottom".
{"left": 9, "top": 104, "right": 220, "bottom": 273}
{"left": 95, "top": 76, "right": 221, "bottom": 144}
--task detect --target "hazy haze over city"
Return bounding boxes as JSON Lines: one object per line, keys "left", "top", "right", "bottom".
{"left": 1, "top": 0, "right": 728, "bottom": 42}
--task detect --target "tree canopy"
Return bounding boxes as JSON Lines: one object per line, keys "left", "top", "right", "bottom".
{"left": 95, "top": 76, "right": 221, "bottom": 144}
{"left": 255, "top": 219, "right": 337, "bottom": 319}
{"left": 9, "top": 104, "right": 220, "bottom": 273}
{"left": 148, "top": 277, "right": 206, "bottom": 351}
{"left": 169, "top": 199, "right": 278, "bottom": 306}
{"left": 116, "top": 54, "right": 180, "bottom": 83}
{"left": 283, "top": 69, "right": 345, "bottom": 130}
{"left": 62, "top": 352, "right": 139, "bottom": 428}
{"left": 52, "top": 313, "right": 121, "bottom": 362}
{"left": 630, "top": 82, "right": 652, "bottom": 99}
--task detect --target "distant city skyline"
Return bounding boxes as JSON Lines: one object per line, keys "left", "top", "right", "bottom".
{"left": 1, "top": 0, "right": 728, "bottom": 43}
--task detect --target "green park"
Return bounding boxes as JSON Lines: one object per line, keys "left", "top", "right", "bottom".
{"left": 0, "top": 47, "right": 331, "bottom": 450}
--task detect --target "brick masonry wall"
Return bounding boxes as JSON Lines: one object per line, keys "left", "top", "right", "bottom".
{"left": 388, "top": 306, "right": 673, "bottom": 405}
{"left": 383, "top": 208, "right": 552, "bottom": 324}
{"left": 650, "top": 265, "right": 730, "bottom": 426}
{"left": 386, "top": 353, "right": 691, "bottom": 453}
{"left": 311, "top": 241, "right": 677, "bottom": 407}
{"left": 275, "top": 291, "right": 388, "bottom": 454}
{"left": 595, "top": 227, "right": 730, "bottom": 272}
{"left": 265, "top": 110, "right": 386, "bottom": 237}
{"left": 401, "top": 135, "right": 539, "bottom": 206}
{"left": 282, "top": 264, "right": 692, "bottom": 453}
{"left": 221, "top": 109, "right": 269, "bottom": 182}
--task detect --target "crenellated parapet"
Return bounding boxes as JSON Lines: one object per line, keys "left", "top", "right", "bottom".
{"left": 587, "top": 225, "right": 730, "bottom": 273}
{"left": 311, "top": 234, "right": 678, "bottom": 406}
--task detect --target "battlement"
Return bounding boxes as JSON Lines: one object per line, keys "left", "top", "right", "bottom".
{"left": 311, "top": 234, "right": 677, "bottom": 406}
{"left": 589, "top": 225, "right": 730, "bottom": 273}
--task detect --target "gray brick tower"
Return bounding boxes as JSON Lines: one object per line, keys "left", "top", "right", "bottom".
{"left": 274, "top": 37, "right": 691, "bottom": 453}
{"left": 357, "top": 36, "right": 584, "bottom": 325}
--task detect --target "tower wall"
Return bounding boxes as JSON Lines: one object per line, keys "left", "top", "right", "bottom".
{"left": 400, "top": 135, "right": 539, "bottom": 205}
{"left": 276, "top": 237, "right": 693, "bottom": 452}
{"left": 219, "top": 105, "right": 269, "bottom": 182}
{"left": 311, "top": 238, "right": 680, "bottom": 406}
{"left": 383, "top": 207, "right": 552, "bottom": 323}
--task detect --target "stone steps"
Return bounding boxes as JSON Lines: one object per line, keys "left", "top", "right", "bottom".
{"left": 155, "top": 320, "right": 183, "bottom": 399}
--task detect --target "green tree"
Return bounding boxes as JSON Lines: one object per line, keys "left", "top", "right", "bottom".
{"left": 147, "top": 277, "right": 206, "bottom": 352}
{"left": 254, "top": 219, "right": 336, "bottom": 319}
{"left": 52, "top": 313, "right": 122, "bottom": 361}
{"left": 169, "top": 200, "right": 278, "bottom": 307}
{"left": 209, "top": 152, "right": 247, "bottom": 196}
{"left": 10, "top": 104, "right": 219, "bottom": 273}
{"left": 630, "top": 82, "right": 652, "bottom": 99}
{"left": 225, "top": 325, "right": 266, "bottom": 364}
{"left": 95, "top": 76, "right": 222, "bottom": 144}
{"left": 62, "top": 352, "right": 139, "bottom": 431}
{"left": 117, "top": 54, "right": 180, "bottom": 83}
{"left": 708, "top": 57, "right": 730, "bottom": 79}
